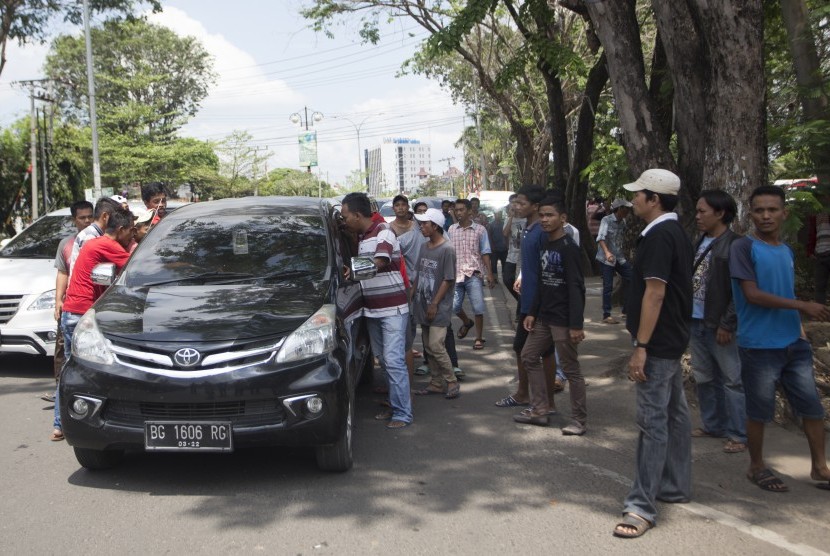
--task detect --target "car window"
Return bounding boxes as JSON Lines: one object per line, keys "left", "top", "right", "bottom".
{"left": 125, "top": 212, "right": 330, "bottom": 287}
{"left": 0, "top": 215, "right": 75, "bottom": 259}
{"left": 379, "top": 203, "right": 395, "bottom": 217}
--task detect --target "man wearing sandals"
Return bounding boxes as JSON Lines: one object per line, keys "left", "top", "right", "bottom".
{"left": 341, "top": 193, "right": 413, "bottom": 430}
{"left": 448, "top": 198, "right": 495, "bottom": 350}
{"left": 689, "top": 190, "right": 747, "bottom": 454}
{"left": 411, "top": 208, "right": 460, "bottom": 399}
{"left": 730, "top": 185, "right": 830, "bottom": 492}
{"left": 614, "top": 169, "right": 693, "bottom": 539}
{"left": 515, "top": 197, "right": 586, "bottom": 432}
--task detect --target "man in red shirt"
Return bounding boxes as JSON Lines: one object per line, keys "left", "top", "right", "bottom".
{"left": 51, "top": 209, "right": 133, "bottom": 441}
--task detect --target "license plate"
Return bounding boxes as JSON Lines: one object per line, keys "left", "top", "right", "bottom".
{"left": 144, "top": 421, "right": 233, "bottom": 452}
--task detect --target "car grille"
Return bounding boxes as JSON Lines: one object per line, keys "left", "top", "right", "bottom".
{"left": 104, "top": 399, "right": 286, "bottom": 428}
{"left": 106, "top": 335, "right": 285, "bottom": 377}
{"left": 0, "top": 295, "right": 24, "bottom": 324}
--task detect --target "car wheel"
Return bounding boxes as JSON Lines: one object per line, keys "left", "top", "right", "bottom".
{"left": 315, "top": 395, "right": 354, "bottom": 472}
{"left": 73, "top": 447, "right": 124, "bottom": 470}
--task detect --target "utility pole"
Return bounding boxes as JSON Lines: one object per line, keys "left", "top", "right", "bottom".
{"left": 249, "top": 145, "right": 269, "bottom": 196}
{"left": 438, "top": 156, "right": 455, "bottom": 196}
{"left": 82, "top": 0, "right": 102, "bottom": 198}
{"left": 29, "top": 83, "right": 38, "bottom": 220}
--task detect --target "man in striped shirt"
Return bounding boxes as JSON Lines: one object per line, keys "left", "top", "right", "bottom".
{"left": 341, "top": 193, "right": 413, "bottom": 429}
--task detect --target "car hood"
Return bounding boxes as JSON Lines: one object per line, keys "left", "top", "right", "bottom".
{"left": 0, "top": 258, "right": 56, "bottom": 296}
{"left": 95, "top": 282, "right": 327, "bottom": 342}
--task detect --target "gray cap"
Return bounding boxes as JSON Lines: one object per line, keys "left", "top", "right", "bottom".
{"left": 611, "top": 198, "right": 633, "bottom": 210}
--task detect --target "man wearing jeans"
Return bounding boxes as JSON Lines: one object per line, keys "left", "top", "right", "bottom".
{"left": 595, "top": 198, "right": 633, "bottom": 323}
{"left": 689, "top": 190, "right": 746, "bottom": 453}
{"left": 341, "top": 192, "right": 412, "bottom": 429}
{"left": 730, "top": 185, "right": 830, "bottom": 492}
{"left": 448, "top": 198, "right": 494, "bottom": 350}
{"left": 613, "top": 169, "right": 693, "bottom": 539}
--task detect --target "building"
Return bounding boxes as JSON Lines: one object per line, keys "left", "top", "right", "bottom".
{"left": 366, "top": 138, "right": 432, "bottom": 196}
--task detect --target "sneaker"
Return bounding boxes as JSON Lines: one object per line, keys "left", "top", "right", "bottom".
{"left": 513, "top": 408, "right": 549, "bottom": 426}
{"left": 453, "top": 367, "right": 465, "bottom": 378}
{"left": 602, "top": 316, "right": 620, "bottom": 324}
{"left": 414, "top": 364, "right": 430, "bottom": 376}
{"left": 561, "top": 421, "right": 586, "bottom": 436}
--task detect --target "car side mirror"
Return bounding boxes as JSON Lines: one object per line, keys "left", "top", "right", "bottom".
{"left": 91, "top": 263, "right": 117, "bottom": 286}
{"left": 350, "top": 256, "right": 377, "bottom": 281}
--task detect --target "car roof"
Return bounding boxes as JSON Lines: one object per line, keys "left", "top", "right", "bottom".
{"left": 44, "top": 200, "right": 187, "bottom": 217}
{"left": 161, "top": 196, "right": 328, "bottom": 219}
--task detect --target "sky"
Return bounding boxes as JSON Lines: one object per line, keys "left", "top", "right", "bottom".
{"left": 0, "top": 0, "right": 468, "bottom": 187}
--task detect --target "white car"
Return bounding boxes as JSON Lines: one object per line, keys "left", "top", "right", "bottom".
{"left": 0, "top": 201, "right": 181, "bottom": 357}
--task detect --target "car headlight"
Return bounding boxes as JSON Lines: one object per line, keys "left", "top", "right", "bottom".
{"left": 276, "top": 305, "right": 336, "bottom": 364}
{"left": 71, "top": 309, "right": 115, "bottom": 365}
{"left": 28, "top": 289, "right": 56, "bottom": 311}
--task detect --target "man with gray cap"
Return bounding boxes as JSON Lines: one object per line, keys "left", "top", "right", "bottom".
{"left": 613, "top": 169, "right": 693, "bottom": 539}
{"left": 596, "top": 198, "right": 633, "bottom": 323}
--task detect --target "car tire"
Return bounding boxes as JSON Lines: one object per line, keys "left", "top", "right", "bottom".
{"left": 73, "top": 447, "right": 124, "bottom": 470}
{"left": 315, "top": 395, "right": 354, "bottom": 472}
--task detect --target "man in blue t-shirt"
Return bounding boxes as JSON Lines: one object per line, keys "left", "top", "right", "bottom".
{"left": 730, "top": 185, "right": 830, "bottom": 493}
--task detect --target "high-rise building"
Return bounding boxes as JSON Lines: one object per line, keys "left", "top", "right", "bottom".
{"left": 366, "top": 138, "right": 431, "bottom": 197}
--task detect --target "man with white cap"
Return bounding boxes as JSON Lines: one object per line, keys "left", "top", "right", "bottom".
{"left": 613, "top": 169, "right": 694, "bottom": 539}
{"left": 596, "top": 198, "right": 633, "bottom": 324}
{"left": 411, "top": 208, "right": 459, "bottom": 399}
{"left": 130, "top": 209, "right": 156, "bottom": 251}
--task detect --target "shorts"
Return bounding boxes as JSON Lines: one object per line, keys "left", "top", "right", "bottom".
{"left": 453, "top": 274, "right": 486, "bottom": 316}
{"left": 739, "top": 338, "right": 825, "bottom": 423}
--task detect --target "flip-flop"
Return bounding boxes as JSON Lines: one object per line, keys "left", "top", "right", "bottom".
{"left": 747, "top": 468, "right": 789, "bottom": 492}
{"left": 386, "top": 420, "right": 410, "bottom": 429}
{"left": 457, "top": 320, "right": 474, "bottom": 339}
{"left": 374, "top": 410, "right": 393, "bottom": 421}
{"left": 445, "top": 384, "right": 460, "bottom": 399}
{"left": 50, "top": 429, "right": 64, "bottom": 442}
{"left": 816, "top": 482, "right": 830, "bottom": 491}
{"left": 473, "top": 338, "right": 485, "bottom": 350}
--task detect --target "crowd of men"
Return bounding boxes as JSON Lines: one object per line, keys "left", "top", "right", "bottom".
{"left": 47, "top": 183, "right": 168, "bottom": 441}
{"left": 44, "top": 177, "right": 830, "bottom": 539}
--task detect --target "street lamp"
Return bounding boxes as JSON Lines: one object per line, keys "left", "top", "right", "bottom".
{"left": 289, "top": 106, "right": 323, "bottom": 175}
{"left": 333, "top": 113, "right": 384, "bottom": 180}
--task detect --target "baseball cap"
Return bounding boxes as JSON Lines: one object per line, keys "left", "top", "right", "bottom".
{"left": 110, "top": 194, "right": 128, "bottom": 205}
{"left": 611, "top": 198, "right": 633, "bottom": 210}
{"left": 134, "top": 209, "right": 155, "bottom": 224}
{"left": 622, "top": 169, "right": 681, "bottom": 195}
{"left": 414, "top": 207, "right": 445, "bottom": 228}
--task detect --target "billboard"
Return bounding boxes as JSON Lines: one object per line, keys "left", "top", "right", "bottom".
{"left": 298, "top": 131, "right": 318, "bottom": 168}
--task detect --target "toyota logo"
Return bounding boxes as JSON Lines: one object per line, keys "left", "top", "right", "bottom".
{"left": 173, "top": 348, "right": 201, "bottom": 367}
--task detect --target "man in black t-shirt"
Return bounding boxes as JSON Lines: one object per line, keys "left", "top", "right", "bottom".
{"left": 612, "top": 169, "right": 694, "bottom": 540}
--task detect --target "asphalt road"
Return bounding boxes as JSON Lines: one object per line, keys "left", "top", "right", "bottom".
{"left": 1, "top": 278, "right": 829, "bottom": 555}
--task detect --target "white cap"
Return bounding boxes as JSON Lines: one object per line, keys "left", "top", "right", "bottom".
{"left": 110, "top": 194, "right": 128, "bottom": 205}
{"left": 414, "top": 207, "right": 445, "bottom": 228}
{"left": 611, "top": 198, "right": 633, "bottom": 210}
{"left": 134, "top": 209, "right": 155, "bottom": 224}
{"left": 622, "top": 169, "right": 681, "bottom": 195}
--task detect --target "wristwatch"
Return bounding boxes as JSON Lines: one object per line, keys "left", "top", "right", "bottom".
{"left": 633, "top": 338, "right": 649, "bottom": 349}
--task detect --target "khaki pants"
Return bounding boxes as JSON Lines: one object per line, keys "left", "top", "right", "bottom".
{"left": 521, "top": 322, "right": 587, "bottom": 424}
{"left": 422, "top": 325, "right": 457, "bottom": 389}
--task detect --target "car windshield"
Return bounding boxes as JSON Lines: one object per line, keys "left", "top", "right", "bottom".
{"left": 379, "top": 203, "right": 395, "bottom": 217}
{"left": 125, "top": 212, "right": 330, "bottom": 287}
{"left": 0, "top": 215, "right": 75, "bottom": 259}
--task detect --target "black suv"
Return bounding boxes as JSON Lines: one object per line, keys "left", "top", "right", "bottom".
{"left": 59, "top": 197, "right": 370, "bottom": 472}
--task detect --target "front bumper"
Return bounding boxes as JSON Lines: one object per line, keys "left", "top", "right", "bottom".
{"left": 59, "top": 353, "right": 349, "bottom": 452}
{"left": 0, "top": 312, "right": 57, "bottom": 357}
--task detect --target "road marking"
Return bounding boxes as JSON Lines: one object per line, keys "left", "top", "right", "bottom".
{"left": 552, "top": 449, "right": 829, "bottom": 556}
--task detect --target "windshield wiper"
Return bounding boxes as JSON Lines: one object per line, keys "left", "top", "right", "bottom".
{"left": 143, "top": 271, "right": 255, "bottom": 287}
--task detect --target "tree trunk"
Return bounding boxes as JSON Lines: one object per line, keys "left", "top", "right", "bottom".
{"left": 582, "top": 0, "right": 675, "bottom": 176}
{"left": 687, "top": 0, "right": 766, "bottom": 228}
{"left": 779, "top": 0, "right": 830, "bottom": 188}
{"left": 540, "top": 64, "right": 570, "bottom": 191}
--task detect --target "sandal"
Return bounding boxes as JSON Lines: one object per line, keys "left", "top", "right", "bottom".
{"left": 374, "top": 410, "right": 393, "bottom": 421}
{"left": 473, "top": 338, "right": 485, "bottom": 350}
{"left": 457, "top": 320, "right": 474, "bottom": 339}
{"left": 414, "top": 387, "right": 443, "bottom": 396}
{"left": 50, "top": 429, "right": 65, "bottom": 442}
{"left": 747, "top": 468, "right": 789, "bottom": 492}
{"left": 723, "top": 439, "right": 747, "bottom": 453}
{"left": 613, "top": 513, "right": 653, "bottom": 538}
{"left": 386, "top": 420, "right": 410, "bottom": 429}
{"left": 691, "top": 427, "right": 722, "bottom": 438}
{"left": 445, "top": 384, "right": 460, "bottom": 399}
{"left": 495, "top": 395, "right": 527, "bottom": 407}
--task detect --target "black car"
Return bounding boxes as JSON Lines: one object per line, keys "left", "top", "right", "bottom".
{"left": 60, "top": 197, "right": 371, "bottom": 472}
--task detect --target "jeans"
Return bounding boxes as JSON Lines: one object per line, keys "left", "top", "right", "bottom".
{"left": 366, "top": 313, "right": 412, "bottom": 423}
{"left": 490, "top": 249, "right": 507, "bottom": 279}
{"left": 739, "top": 338, "right": 825, "bottom": 422}
{"left": 623, "top": 356, "right": 692, "bottom": 524}
{"left": 453, "top": 274, "right": 486, "bottom": 315}
{"left": 55, "top": 311, "right": 82, "bottom": 429}
{"left": 689, "top": 320, "right": 746, "bottom": 442}
{"left": 601, "top": 261, "right": 632, "bottom": 319}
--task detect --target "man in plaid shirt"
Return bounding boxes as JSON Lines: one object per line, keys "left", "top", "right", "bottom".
{"left": 448, "top": 198, "right": 495, "bottom": 350}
